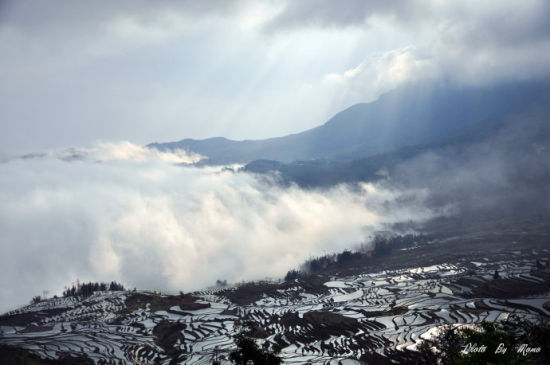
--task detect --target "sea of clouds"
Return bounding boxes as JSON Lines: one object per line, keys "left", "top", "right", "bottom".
{"left": 0, "top": 142, "right": 434, "bottom": 312}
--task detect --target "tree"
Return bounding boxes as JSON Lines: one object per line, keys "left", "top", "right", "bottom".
{"left": 372, "top": 236, "right": 392, "bottom": 257}
{"left": 284, "top": 270, "right": 300, "bottom": 282}
{"left": 63, "top": 281, "right": 125, "bottom": 298}
{"left": 229, "top": 324, "right": 281, "bottom": 365}
{"left": 109, "top": 281, "right": 124, "bottom": 291}
{"left": 419, "top": 317, "right": 550, "bottom": 364}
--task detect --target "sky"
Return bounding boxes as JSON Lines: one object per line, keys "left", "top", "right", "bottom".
{"left": 1, "top": 1, "right": 550, "bottom": 312}
{"left": 1, "top": 0, "right": 550, "bottom": 155}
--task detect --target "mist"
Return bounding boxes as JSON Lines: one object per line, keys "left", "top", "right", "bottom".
{"left": 0, "top": 142, "right": 434, "bottom": 312}
{"left": 391, "top": 107, "right": 550, "bottom": 225}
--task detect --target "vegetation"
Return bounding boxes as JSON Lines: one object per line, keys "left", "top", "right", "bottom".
{"left": 229, "top": 323, "right": 282, "bottom": 365}
{"left": 284, "top": 233, "right": 429, "bottom": 278}
{"left": 215, "top": 279, "right": 228, "bottom": 287}
{"left": 417, "top": 316, "right": 550, "bottom": 364}
{"left": 152, "top": 321, "right": 187, "bottom": 362}
{"left": 122, "top": 292, "right": 209, "bottom": 314}
{"left": 0, "top": 345, "right": 94, "bottom": 364}
{"left": 28, "top": 281, "right": 126, "bottom": 305}
{"left": 284, "top": 270, "right": 300, "bottom": 282}
{"left": 62, "top": 281, "right": 125, "bottom": 298}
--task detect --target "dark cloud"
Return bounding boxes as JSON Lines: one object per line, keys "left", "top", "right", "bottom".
{"left": 266, "top": 0, "right": 550, "bottom": 39}
{"left": 264, "top": 0, "right": 420, "bottom": 31}
{"left": 0, "top": 0, "right": 247, "bottom": 30}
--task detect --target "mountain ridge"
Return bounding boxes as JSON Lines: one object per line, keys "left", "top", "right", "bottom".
{"left": 149, "top": 79, "right": 550, "bottom": 164}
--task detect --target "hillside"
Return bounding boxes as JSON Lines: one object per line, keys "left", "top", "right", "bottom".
{"left": 1, "top": 220, "right": 549, "bottom": 364}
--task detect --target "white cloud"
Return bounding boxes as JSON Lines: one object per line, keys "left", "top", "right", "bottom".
{"left": 26, "top": 142, "right": 204, "bottom": 164}
{"left": 0, "top": 143, "right": 433, "bottom": 312}
{"left": 270, "top": 0, "right": 550, "bottom": 109}
{"left": 323, "top": 46, "right": 435, "bottom": 105}
{"left": 93, "top": 141, "right": 204, "bottom": 164}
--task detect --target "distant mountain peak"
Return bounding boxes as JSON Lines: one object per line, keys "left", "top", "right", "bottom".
{"left": 150, "top": 79, "right": 550, "bottom": 165}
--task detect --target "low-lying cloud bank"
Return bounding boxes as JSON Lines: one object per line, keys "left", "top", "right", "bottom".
{"left": 23, "top": 141, "right": 204, "bottom": 164}
{"left": 0, "top": 142, "right": 433, "bottom": 312}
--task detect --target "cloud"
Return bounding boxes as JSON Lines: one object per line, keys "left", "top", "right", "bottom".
{"left": 94, "top": 142, "right": 204, "bottom": 163}
{"left": 0, "top": 0, "right": 331, "bottom": 154}
{"left": 20, "top": 142, "right": 204, "bottom": 164}
{"left": 271, "top": 0, "right": 550, "bottom": 91}
{"left": 390, "top": 107, "right": 550, "bottom": 219}
{"left": 264, "top": 0, "right": 419, "bottom": 31}
{"left": 0, "top": 1, "right": 248, "bottom": 78}
{"left": 83, "top": 141, "right": 204, "bottom": 164}
{"left": 266, "top": 0, "right": 550, "bottom": 38}
{"left": 0, "top": 142, "right": 433, "bottom": 312}
{"left": 322, "top": 46, "right": 435, "bottom": 105}
{"left": 320, "top": 37, "right": 550, "bottom": 108}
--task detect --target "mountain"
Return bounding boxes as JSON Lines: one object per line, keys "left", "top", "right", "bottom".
{"left": 243, "top": 98, "right": 550, "bottom": 185}
{"left": 149, "top": 79, "right": 550, "bottom": 164}
{"left": 243, "top": 100, "right": 550, "bottom": 229}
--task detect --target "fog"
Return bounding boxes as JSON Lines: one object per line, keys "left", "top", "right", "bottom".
{"left": 0, "top": 142, "right": 434, "bottom": 312}
{"left": 391, "top": 107, "right": 550, "bottom": 224}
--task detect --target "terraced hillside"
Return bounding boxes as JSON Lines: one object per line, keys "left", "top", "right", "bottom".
{"left": 1, "top": 223, "right": 549, "bottom": 364}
